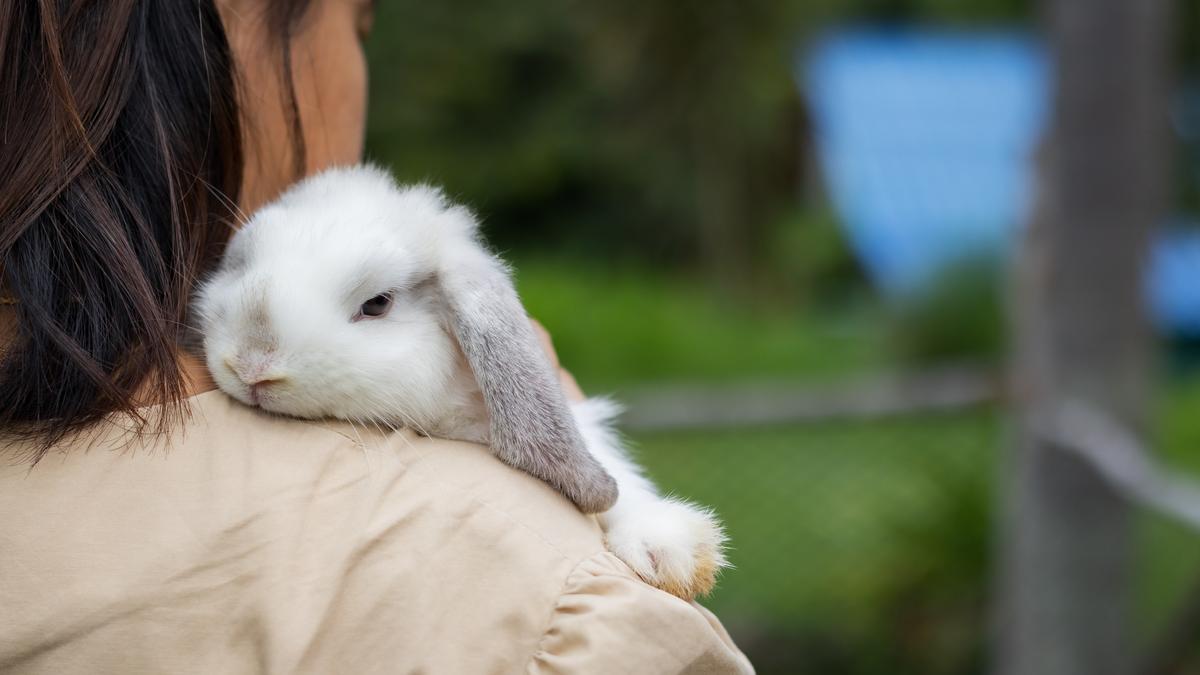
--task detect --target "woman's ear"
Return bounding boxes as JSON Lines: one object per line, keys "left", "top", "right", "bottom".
{"left": 437, "top": 245, "right": 618, "bottom": 514}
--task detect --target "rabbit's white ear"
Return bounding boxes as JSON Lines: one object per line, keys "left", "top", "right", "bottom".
{"left": 437, "top": 246, "right": 618, "bottom": 514}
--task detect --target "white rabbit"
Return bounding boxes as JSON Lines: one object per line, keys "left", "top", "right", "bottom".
{"left": 195, "top": 165, "right": 727, "bottom": 599}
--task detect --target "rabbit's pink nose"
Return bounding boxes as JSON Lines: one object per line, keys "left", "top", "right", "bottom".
{"left": 224, "top": 353, "right": 280, "bottom": 386}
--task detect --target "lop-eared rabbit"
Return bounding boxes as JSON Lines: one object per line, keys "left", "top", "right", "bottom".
{"left": 196, "top": 166, "right": 726, "bottom": 598}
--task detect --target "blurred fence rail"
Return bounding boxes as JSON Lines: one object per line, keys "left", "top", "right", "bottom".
{"left": 1043, "top": 402, "right": 1200, "bottom": 675}
{"left": 619, "top": 366, "right": 999, "bottom": 432}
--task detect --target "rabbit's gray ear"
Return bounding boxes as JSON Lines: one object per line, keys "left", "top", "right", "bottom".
{"left": 437, "top": 248, "right": 618, "bottom": 514}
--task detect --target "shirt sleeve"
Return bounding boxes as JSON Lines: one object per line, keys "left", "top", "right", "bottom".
{"left": 527, "top": 554, "right": 755, "bottom": 675}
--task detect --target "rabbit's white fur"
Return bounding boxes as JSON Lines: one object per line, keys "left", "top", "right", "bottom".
{"left": 195, "top": 165, "right": 726, "bottom": 598}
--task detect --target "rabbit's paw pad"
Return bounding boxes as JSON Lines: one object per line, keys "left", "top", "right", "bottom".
{"left": 604, "top": 499, "right": 728, "bottom": 600}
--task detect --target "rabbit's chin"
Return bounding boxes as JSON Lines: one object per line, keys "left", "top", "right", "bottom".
{"left": 234, "top": 387, "right": 333, "bottom": 421}
{"left": 290, "top": 369, "right": 490, "bottom": 442}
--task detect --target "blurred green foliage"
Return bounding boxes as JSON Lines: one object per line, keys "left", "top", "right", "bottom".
{"left": 365, "top": 0, "right": 800, "bottom": 284}
{"left": 889, "top": 258, "right": 1007, "bottom": 366}
{"left": 514, "top": 257, "right": 885, "bottom": 391}
{"left": 766, "top": 208, "right": 866, "bottom": 305}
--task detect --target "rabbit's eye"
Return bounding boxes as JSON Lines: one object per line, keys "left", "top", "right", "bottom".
{"left": 359, "top": 293, "right": 393, "bottom": 319}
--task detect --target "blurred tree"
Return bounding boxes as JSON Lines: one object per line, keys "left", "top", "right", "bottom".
{"left": 364, "top": 0, "right": 592, "bottom": 243}
{"left": 365, "top": 0, "right": 805, "bottom": 293}
{"left": 806, "top": 0, "right": 1028, "bottom": 23}
{"left": 571, "top": 0, "right": 803, "bottom": 292}
{"left": 996, "top": 1, "right": 1170, "bottom": 674}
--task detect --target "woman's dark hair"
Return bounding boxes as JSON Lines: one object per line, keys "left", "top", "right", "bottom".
{"left": 0, "top": 0, "right": 309, "bottom": 458}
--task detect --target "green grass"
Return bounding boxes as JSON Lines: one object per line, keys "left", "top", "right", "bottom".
{"left": 631, "top": 413, "right": 998, "bottom": 634}
{"left": 514, "top": 257, "right": 887, "bottom": 391}
{"left": 1137, "top": 379, "right": 1200, "bottom": 643}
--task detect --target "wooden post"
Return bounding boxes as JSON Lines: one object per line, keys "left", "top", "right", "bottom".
{"left": 996, "top": 1, "right": 1171, "bottom": 674}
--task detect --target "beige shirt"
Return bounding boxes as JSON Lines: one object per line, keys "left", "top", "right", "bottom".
{"left": 0, "top": 391, "right": 752, "bottom": 674}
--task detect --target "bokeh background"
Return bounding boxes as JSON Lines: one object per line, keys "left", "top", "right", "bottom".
{"left": 363, "top": 1, "right": 1200, "bottom": 673}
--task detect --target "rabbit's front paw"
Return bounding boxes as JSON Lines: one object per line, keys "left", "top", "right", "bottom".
{"left": 603, "top": 498, "right": 728, "bottom": 600}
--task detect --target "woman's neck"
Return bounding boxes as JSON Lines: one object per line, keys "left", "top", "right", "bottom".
{"left": 180, "top": 351, "right": 217, "bottom": 397}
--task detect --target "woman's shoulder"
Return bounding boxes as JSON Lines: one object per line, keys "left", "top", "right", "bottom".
{"left": 198, "top": 393, "right": 752, "bottom": 673}
{"left": 190, "top": 389, "right": 610, "bottom": 559}
{"left": 0, "top": 391, "right": 752, "bottom": 674}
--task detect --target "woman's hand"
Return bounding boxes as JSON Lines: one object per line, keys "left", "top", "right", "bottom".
{"left": 530, "top": 319, "right": 585, "bottom": 403}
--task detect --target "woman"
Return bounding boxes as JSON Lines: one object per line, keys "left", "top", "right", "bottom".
{"left": 0, "top": 1, "right": 752, "bottom": 673}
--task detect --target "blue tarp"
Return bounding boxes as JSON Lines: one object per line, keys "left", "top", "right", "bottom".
{"left": 802, "top": 28, "right": 1200, "bottom": 335}
{"left": 1151, "top": 228, "right": 1200, "bottom": 333}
